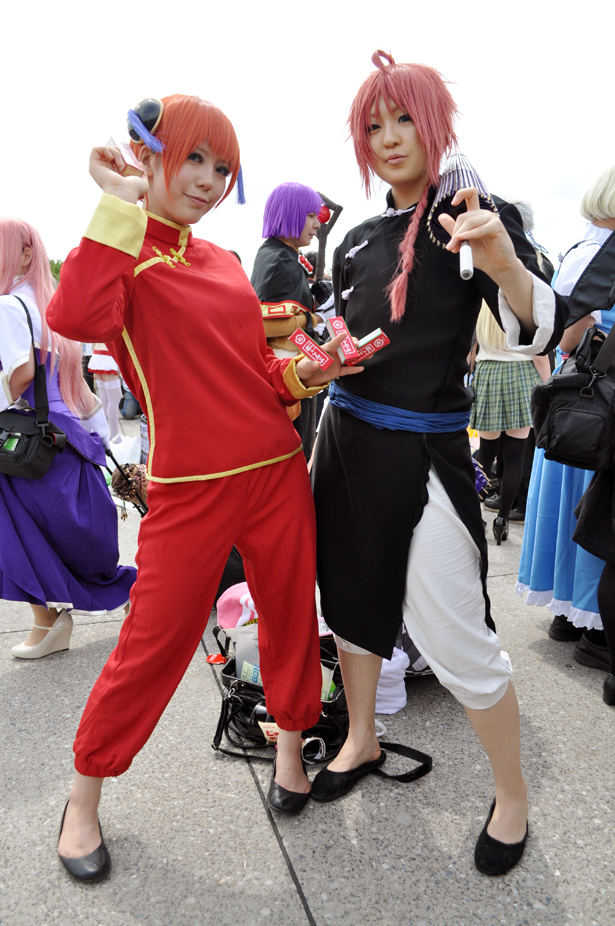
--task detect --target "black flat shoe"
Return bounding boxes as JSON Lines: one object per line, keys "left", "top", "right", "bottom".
{"left": 474, "top": 800, "right": 528, "bottom": 876}
{"left": 58, "top": 800, "right": 111, "bottom": 883}
{"left": 492, "top": 517, "right": 509, "bottom": 545}
{"left": 603, "top": 674, "right": 615, "bottom": 706}
{"left": 310, "top": 751, "right": 386, "bottom": 803}
{"left": 267, "top": 757, "right": 311, "bottom": 815}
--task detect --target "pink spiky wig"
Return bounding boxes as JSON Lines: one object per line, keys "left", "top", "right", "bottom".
{"left": 349, "top": 50, "right": 459, "bottom": 321}
{"left": 0, "top": 218, "right": 87, "bottom": 415}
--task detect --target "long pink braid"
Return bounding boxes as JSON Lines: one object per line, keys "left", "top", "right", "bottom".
{"left": 386, "top": 184, "right": 431, "bottom": 322}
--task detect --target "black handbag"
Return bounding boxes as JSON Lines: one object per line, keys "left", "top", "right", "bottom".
{"left": 531, "top": 323, "right": 615, "bottom": 471}
{"left": 0, "top": 297, "right": 67, "bottom": 479}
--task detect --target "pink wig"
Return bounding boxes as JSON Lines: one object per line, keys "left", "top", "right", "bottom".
{"left": 0, "top": 219, "right": 87, "bottom": 415}
{"left": 349, "top": 50, "right": 459, "bottom": 321}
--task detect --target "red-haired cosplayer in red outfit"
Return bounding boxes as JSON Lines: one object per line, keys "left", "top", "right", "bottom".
{"left": 48, "top": 94, "right": 362, "bottom": 882}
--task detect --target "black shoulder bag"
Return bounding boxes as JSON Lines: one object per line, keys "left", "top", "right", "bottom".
{"left": 0, "top": 297, "right": 67, "bottom": 479}
{"left": 532, "top": 323, "right": 615, "bottom": 471}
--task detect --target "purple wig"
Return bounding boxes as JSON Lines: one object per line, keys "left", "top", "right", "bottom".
{"left": 262, "top": 182, "right": 322, "bottom": 239}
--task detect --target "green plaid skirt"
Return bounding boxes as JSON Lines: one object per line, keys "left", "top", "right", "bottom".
{"left": 469, "top": 359, "right": 541, "bottom": 432}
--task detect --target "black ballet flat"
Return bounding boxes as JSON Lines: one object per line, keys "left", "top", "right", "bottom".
{"left": 492, "top": 517, "right": 509, "bottom": 545}
{"left": 474, "top": 800, "right": 528, "bottom": 876}
{"left": 310, "top": 752, "right": 386, "bottom": 803}
{"left": 603, "top": 674, "right": 615, "bottom": 706}
{"left": 58, "top": 800, "right": 111, "bottom": 883}
{"left": 267, "top": 757, "right": 311, "bottom": 815}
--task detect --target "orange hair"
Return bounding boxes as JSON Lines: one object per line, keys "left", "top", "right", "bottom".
{"left": 130, "top": 94, "right": 240, "bottom": 205}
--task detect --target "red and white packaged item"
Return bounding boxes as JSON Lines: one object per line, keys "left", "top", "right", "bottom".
{"left": 345, "top": 328, "right": 391, "bottom": 366}
{"left": 107, "top": 137, "right": 145, "bottom": 178}
{"left": 326, "top": 316, "right": 360, "bottom": 363}
{"left": 288, "top": 330, "right": 334, "bottom": 371}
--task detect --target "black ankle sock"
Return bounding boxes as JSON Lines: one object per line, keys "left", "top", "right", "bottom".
{"left": 498, "top": 434, "right": 527, "bottom": 521}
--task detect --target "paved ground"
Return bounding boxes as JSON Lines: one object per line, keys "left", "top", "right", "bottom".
{"left": 1, "top": 426, "right": 613, "bottom": 926}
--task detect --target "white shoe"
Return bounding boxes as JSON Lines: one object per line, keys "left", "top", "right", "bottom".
{"left": 11, "top": 610, "right": 73, "bottom": 659}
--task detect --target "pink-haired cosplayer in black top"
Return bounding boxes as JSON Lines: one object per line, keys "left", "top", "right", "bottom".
{"left": 310, "top": 51, "right": 567, "bottom": 876}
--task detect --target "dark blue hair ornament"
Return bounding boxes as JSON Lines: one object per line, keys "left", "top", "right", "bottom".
{"left": 127, "top": 99, "right": 165, "bottom": 154}
{"left": 236, "top": 165, "right": 246, "bottom": 205}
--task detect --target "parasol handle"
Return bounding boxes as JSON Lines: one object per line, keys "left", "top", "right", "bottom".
{"left": 460, "top": 241, "right": 474, "bottom": 281}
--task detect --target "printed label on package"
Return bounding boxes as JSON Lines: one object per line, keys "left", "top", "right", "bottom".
{"left": 345, "top": 329, "right": 390, "bottom": 366}
{"left": 326, "top": 316, "right": 359, "bottom": 362}
{"left": 288, "top": 330, "right": 334, "bottom": 370}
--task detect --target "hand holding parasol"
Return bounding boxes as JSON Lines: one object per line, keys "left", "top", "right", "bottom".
{"left": 427, "top": 152, "right": 498, "bottom": 280}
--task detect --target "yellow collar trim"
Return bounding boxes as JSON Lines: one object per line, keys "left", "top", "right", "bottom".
{"left": 145, "top": 211, "right": 191, "bottom": 247}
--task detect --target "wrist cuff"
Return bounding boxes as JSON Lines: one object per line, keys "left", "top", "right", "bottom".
{"left": 78, "top": 404, "right": 110, "bottom": 446}
{"left": 80, "top": 399, "right": 103, "bottom": 421}
{"left": 84, "top": 193, "right": 147, "bottom": 259}
{"left": 283, "top": 356, "right": 325, "bottom": 399}
{"left": 499, "top": 274, "right": 556, "bottom": 355}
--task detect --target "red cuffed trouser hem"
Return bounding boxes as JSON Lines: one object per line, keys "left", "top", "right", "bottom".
{"left": 74, "top": 756, "right": 127, "bottom": 778}
{"left": 73, "top": 452, "right": 322, "bottom": 778}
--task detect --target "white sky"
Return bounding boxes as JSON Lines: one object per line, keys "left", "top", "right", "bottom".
{"left": 2, "top": 0, "right": 613, "bottom": 278}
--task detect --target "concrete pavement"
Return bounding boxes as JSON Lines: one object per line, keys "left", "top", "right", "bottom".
{"left": 1, "top": 432, "right": 613, "bottom": 926}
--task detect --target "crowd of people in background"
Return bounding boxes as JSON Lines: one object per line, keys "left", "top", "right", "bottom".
{"left": 1, "top": 51, "right": 614, "bottom": 888}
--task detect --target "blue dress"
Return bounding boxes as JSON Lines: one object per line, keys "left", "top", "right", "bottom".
{"left": 517, "top": 229, "right": 614, "bottom": 629}
{"left": 0, "top": 286, "right": 136, "bottom": 613}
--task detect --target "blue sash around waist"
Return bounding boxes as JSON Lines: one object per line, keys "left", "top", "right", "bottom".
{"left": 328, "top": 381, "right": 471, "bottom": 433}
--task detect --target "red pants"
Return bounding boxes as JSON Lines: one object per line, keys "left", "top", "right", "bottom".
{"left": 74, "top": 452, "right": 322, "bottom": 777}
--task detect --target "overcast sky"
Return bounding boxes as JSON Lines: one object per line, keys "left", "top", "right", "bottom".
{"left": 2, "top": 0, "right": 613, "bottom": 278}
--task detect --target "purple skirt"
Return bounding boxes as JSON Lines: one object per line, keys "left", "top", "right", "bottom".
{"left": 0, "top": 442, "right": 136, "bottom": 612}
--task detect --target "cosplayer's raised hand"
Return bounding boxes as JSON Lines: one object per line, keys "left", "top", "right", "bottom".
{"left": 89, "top": 146, "right": 148, "bottom": 205}
{"left": 439, "top": 187, "right": 535, "bottom": 332}
{"left": 439, "top": 188, "right": 529, "bottom": 278}
{"left": 296, "top": 333, "right": 364, "bottom": 388}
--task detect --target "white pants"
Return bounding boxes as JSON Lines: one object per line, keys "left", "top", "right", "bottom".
{"left": 335, "top": 467, "right": 512, "bottom": 709}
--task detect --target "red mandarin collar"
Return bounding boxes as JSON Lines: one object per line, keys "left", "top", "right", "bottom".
{"left": 145, "top": 212, "right": 194, "bottom": 248}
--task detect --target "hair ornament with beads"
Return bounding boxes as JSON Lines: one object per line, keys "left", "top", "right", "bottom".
{"left": 349, "top": 50, "right": 459, "bottom": 321}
